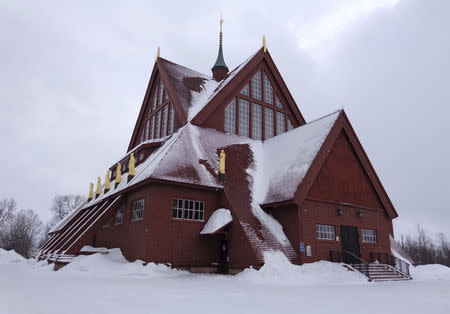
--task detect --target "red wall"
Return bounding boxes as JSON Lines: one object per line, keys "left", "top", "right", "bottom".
{"left": 94, "top": 182, "right": 257, "bottom": 270}
{"left": 291, "top": 131, "right": 393, "bottom": 263}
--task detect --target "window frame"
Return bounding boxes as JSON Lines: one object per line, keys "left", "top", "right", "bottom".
{"left": 114, "top": 205, "right": 125, "bottom": 225}
{"left": 316, "top": 224, "right": 336, "bottom": 240}
{"left": 172, "top": 198, "right": 205, "bottom": 222}
{"left": 361, "top": 229, "right": 377, "bottom": 243}
{"left": 131, "top": 199, "right": 144, "bottom": 221}
{"left": 224, "top": 66, "right": 295, "bottom": 140}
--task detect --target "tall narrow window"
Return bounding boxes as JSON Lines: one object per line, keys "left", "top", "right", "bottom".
{"left": 155, "top": 110, "right": 161, "bottom": 139}
{"left": 251, "top": 71, "right": 262, "bottom": 100}
{"left": 152, "top": 86, "right": 158, "bottom": 111}
{"left": 158, "top": 82, "right": 164, "bottom": 106}
{"left": 163, "top": 87, "right": 168, "bottom": 102}
{"left": 275, "top": 96, "right": 283, "bottom": 109}
{"left": 224, "top": 99, "right": 236, "bottom": 134}
{"left": 131, "top": 200, "right": 144, "bottom": 221}
{"left": 239, "top": 99, "right": 250, "bottom": 137}
{"left": 264, "top": 107, "right": 274, "bottom": 139}
{"left": 168, "top": 105, "right": 175, "bottom": 135}
{"left": 161, "top": 105, "right": 168, "bottom": 137}
{"left": 263, "top": 73, "right": 273, "bottom": 104}
{"left": 150, "top": 115, "right": 155, "bottom": 139}
{"left": 252, "top": 103, "right": 262, "bottom": 140}
{"left": 276, "top": 112, "right": 286, "bottom": 135}
{"left": 114, "top": 206, "right": 124, "bottom": 225}
{"left": 241, "top": 83, "right": 249, "bottom": 96}
{"left": 144, "top": 120, "right": 149, "bottom": 141}
{"left": 287, "top": 119, "right": 294, "bottom": 131}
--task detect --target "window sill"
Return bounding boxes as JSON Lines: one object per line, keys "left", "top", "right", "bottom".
{"left": 172, "top": 218, "right": 205, "bottom": 223}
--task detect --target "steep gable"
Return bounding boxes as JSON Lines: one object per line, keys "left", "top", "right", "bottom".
{"left": 191, "top": 48, "right": 306, "bottom": 138}
{"left": 292, "top": 111, "right": 398, "bottom": 218}
{"left": 307, "top": 130, "right": 384, "bottom": 209}
{"left": 127, "top": 58, "right": 218, "bottom": 151}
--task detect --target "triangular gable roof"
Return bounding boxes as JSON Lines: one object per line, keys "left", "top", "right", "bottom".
{"left": 290, "top": 110, "right": 398, "bottom": 218}
{"left": 128, "top": 48, "right": 307, "bottom": 152}
{"left": 127, "top": 58, "right": 219, "bottom": 151}
{"left": 191, "top": 48, "right": 306, "bottom": 126}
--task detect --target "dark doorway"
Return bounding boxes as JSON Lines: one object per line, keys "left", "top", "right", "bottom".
{"left": 340, "top": 226, "right": 360, "bottom": 264}
{"left": 218, "top": 236, "right": 229, "bottom": 274}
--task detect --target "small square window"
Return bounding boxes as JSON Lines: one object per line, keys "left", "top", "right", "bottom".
{"left": 362, "top": 229, "right": 377, "bottom": 243}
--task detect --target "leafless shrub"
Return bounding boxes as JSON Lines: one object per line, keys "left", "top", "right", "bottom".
{"left": 2, "top": 209, "right": 43, "bottom": 258}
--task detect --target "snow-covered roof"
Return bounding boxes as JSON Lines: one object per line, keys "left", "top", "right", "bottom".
{"left": 67, "top": 111, "right": 340, "bottom": 215}
{"left": 200, "top": 208, "right": 233, "bottom": 235}
{"left": 259, "top": 111, "right": 340, "bottom": 204}
{"left": 158, "top": 50, "right": 258, "bottom": 123}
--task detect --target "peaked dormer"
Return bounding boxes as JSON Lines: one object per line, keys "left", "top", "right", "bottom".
{"left": 191, "top": 47, "right": 306, "bottom": 140}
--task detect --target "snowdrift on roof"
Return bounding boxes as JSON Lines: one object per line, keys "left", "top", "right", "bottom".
{"left": 200, "top": 208, "right": 232, "bottom": 234}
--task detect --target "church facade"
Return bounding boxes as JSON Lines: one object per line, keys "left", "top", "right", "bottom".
{"left": 37, "top": 28, "right": 399, "bottom": 274}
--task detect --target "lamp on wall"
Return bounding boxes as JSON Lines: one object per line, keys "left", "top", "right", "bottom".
{"left": 357, "top": 209, "right": 363, "bottom": 218}
{"left": 337, "top": 206, "right": 344, "bottom": 216}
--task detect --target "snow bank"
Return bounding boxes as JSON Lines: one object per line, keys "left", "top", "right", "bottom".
{"left": 0, "top": 248, "right": 26, "bottom": 264}
{"left": 237, "top": 251, "right": 367, "bottom": 285}
{"left": 60, "top": 248, "right": 186, "bottom": 278}
{"left": 410, "top": 264, "right": 450, "bottom": 281}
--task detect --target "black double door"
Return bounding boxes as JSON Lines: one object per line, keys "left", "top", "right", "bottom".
{"left": 340, "top": 226, "right": 361, "bottom": 264}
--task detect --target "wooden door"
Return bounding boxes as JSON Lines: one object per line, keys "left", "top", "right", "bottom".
{"left": 340, "top": 226, "right": 360, "bottom": 263}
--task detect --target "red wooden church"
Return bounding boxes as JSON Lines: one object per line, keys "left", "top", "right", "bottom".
{"left": 37, "top": 25, "right": 411, "bottom": 279}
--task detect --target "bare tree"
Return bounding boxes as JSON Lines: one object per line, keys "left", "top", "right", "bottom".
{"left": 401, "top": 225, "right": 450, "bottom": 267}
{"left": 50, "top": 194, "right": 85, "bottom": 222}
{"left": 0, "top": 198, "right": 16, "bottom": 231}
{"left": 3, "top": 209, "right": 43, "bottom": 258}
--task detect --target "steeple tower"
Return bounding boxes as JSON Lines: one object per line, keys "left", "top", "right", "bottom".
{"left": 211, "top": 16, "right": 229, "bottom": 81}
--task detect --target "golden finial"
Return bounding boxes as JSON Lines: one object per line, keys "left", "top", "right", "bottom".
{"left": 219, "top": 149, "right": 226, "bottom": 174}
{"left": 88, "top": 183, "right": 94, "bottom": 200}
{"left": 156, "top": 47, "right": 160, "bottom": 60}
{"left": 95, "top": 177, "right": 102, "bottom": 196}
{"left": 104, "top": 170, "right": 111, "bottom": 191}
{"left": 128, "top": 153, "right": 136, "bottom": 176}
{"left": 263, "top": 36, "right": 267, "bottom": 52}
{"left": 220, "top": 13, "right": 224, "bottom": 33}
{"left": 115, "top": 163, "right": 122, "bottom": 184}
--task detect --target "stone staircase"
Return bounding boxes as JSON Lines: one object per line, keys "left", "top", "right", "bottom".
{"left": 350, "top": 263, "right": 411, "bottom": 282}
{"left": 365, "top": 263, "right": 411, "bottom": 282}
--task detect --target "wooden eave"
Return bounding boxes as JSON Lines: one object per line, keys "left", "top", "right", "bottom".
{"left": 191, "top": 48, "right": 306, "bottom": 126}
{"left": 292, "top": 110, "right": 398, "bottom": 219}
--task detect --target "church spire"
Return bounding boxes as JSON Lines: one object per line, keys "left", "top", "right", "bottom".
{"left": 211, "top": 15, "right": 229, "bottom": 81}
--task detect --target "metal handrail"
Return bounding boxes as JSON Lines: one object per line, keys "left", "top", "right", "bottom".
{"left": 342, "top": 250, "right": 368, "bottom": 265}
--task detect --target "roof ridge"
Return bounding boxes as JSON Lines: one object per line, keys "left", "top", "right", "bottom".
{"left": 158, "top": 57, "right": 211, "bottom": 79}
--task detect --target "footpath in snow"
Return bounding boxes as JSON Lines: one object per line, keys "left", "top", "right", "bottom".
{"left": 1, "top": 248, "right": 450, "bottom": 314}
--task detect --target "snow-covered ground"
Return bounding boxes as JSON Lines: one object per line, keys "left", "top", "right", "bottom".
{"left": 1, "top": 249, "right": 450, "bottom": 314}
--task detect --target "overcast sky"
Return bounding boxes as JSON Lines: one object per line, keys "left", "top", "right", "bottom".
{"left": 1, "top": 0, "right": 449, "bottom": 238}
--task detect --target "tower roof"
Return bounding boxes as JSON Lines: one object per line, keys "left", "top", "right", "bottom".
{"left": 211, "top": 17, "right": 229, "bottom": 80}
